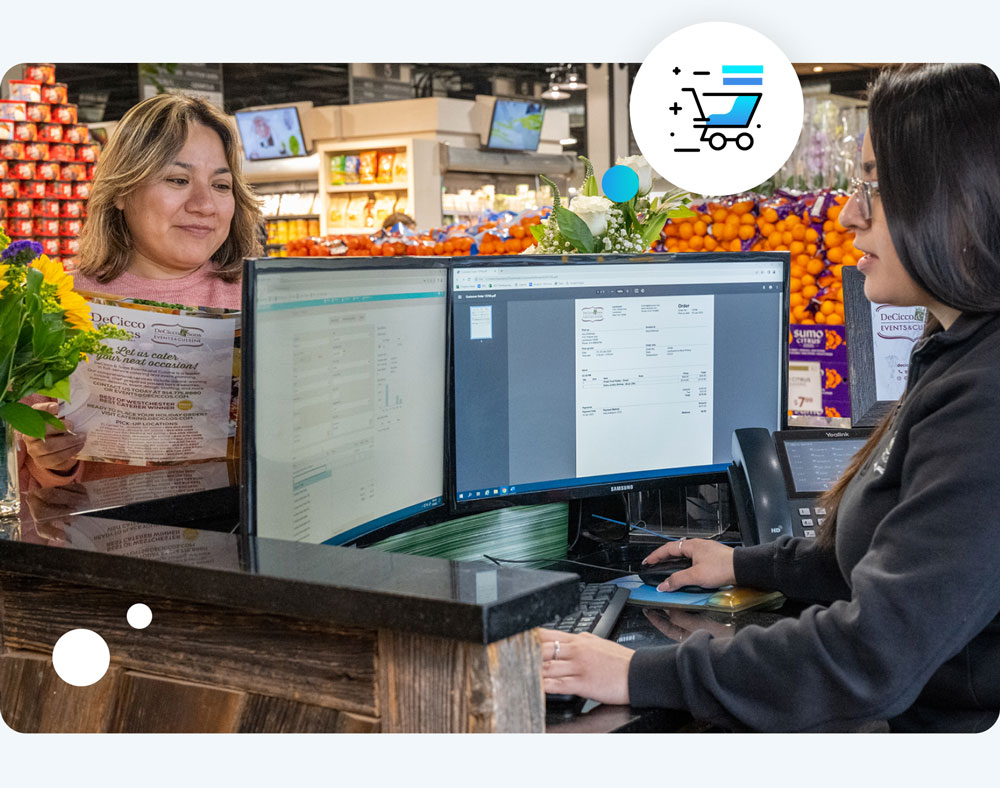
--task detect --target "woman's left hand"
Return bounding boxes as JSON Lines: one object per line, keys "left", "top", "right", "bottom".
{"left": 539, "top": 628, "right": 634, "bottom": 705}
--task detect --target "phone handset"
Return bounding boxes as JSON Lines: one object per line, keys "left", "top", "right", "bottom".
{"left": 727, "top": 427, "right": 795, "bottom": 546}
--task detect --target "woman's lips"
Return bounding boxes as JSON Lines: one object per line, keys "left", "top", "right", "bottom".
{"left": 857, "top": 252, "right": 878, "bottom": 272}
{"left": 177, "top": 225, "right": 213, "bottom": 237}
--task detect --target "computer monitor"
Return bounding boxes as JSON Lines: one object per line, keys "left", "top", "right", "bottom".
{"left": 449, "top": 252, "right": 789, "bottom": 513}
{"left": 241, "top": 258, "right": 449, "bottom": 545}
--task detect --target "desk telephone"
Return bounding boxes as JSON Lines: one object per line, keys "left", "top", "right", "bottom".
{"left": 728, "top": 427, "right": 873, "bottom": 545}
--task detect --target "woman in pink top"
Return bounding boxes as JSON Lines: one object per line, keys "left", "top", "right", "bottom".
{"left": 22, "top": 93, "right": 262, "bottom": 486}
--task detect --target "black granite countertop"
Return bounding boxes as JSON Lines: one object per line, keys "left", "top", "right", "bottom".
{"left": 2, "top": 468, "right": 580, "bottom": 645}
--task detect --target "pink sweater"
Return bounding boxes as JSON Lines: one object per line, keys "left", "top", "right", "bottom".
{"left": 70, "top": 265, "right": 242, "bottom": 310}
{"left": 20, "top": 264, "right": 242, "bottom": 488}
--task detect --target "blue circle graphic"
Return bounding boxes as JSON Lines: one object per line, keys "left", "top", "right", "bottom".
{"left": 602, "top": 165, "right": 640, "bottom": 203}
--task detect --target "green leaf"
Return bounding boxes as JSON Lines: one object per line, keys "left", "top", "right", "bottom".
{"left": 529, "top": 224, "right": 546, "bottom": 242}
{"left": 623, "top": 202, "right": 639, "bottom": 234}
{"left": 583, "top": 175, "right": 598, "bottom": 198}
{"left": 539, "top": 174, "right": 562, "bottom": 210}
{"left": 36, "top": 376, "right": 71, "bottom": 402}
{"left": 640, "top": 213, "right": 670, "bottom": 247}
{"left": 32, "top": 311, "right": 67, "bottom": 359}
{"left": 0, "top": 401, "right": 64, "bottom": 439}
{"left": 554, "top": 206, "right": 596, "bottom": 253}
{"left": 666, "top": 205, "right": 698, "bottom": 219}
{"left": 578, "top": 155, "right": 595, "bottom": 181}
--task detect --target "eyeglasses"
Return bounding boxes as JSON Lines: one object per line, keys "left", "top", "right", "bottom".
{"left": 849, "top": 177, "right": 880, "bottom": 222}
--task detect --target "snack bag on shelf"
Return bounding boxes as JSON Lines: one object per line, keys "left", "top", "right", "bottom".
{"left": 327, "top": 195, "right": 350, "bottom": 227}
{"left": 393, "top": 152, "right": 408, "bottom": 182}
{"left": 344, "top": 155, "right": 360, "bottom": 184}
{"left": 359, "top": 151, "right": 378, "bottom": 184}
{"left": 376, "top": 151, "right": 395, "bottom": 184}
{"left": 346, "top": 194, "right": 368, "bottom": 228}
{"left": 329, "top": 154, "right": 346, "bottom": 186}
{"left": 393, "top": 195, "right": 408, "bottom": 215}
{"left": 373, "top": 191, "right": 397, "bottom": 226}
{"left": 363, "top": 196, "right": 378, "bottom": 228}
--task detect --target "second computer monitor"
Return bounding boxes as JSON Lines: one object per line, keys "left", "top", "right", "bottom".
{"left": 450, "top": 253, "right": 789, "bottom": 510}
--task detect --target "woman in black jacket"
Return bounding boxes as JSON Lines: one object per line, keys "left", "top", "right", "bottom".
{"left": 540, "top": 63, "right": 1000, "bottom": 733}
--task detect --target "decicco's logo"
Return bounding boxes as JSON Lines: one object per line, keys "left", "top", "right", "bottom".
{"left": 630, "top": 22, "right": 803, "bottom": 196}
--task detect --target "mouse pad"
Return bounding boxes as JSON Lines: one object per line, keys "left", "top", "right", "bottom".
{"left": 610, "top": 576, "right": 784, "bottom": 613}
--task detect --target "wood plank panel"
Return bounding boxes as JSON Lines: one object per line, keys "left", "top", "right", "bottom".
{"left": 377, "top": 628, "right": 544, "bottom": 733}
{"left": 106, "top": 671, "right": 245, "bottom": 733}
{"left": 238, "top": 693, "right": 379, "bottom": 733}
{"left": 0, "top": 651, "right": 119, "bottom": 733}
{"left": 0, "top": 571, "right": 378, "bottom": 716}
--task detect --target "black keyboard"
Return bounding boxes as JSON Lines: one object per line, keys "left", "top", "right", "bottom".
{"left": 542, "top": 582, "right": 630, "bottom": 705}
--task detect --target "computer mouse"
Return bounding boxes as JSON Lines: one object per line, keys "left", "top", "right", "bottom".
{"left": 638, "top": 558, "right": 715, "bottom": 593}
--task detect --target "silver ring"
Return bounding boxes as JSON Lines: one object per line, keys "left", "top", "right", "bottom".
{"left": 677, "top": 537, "right": 686, "bottom": 557}
{"left": 553, "top": 640, "right": 561, "bottom": 661}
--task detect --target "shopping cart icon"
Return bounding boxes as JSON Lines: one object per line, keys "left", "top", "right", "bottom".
{"left": 681, "top": 87, "right": 762, "bottom": 151}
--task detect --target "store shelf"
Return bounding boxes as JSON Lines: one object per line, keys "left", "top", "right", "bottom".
{"left": 265, "top": 214, "right": 319, "bottom": 220}
{"left": 326, "top": 183, "right": 408, "bottom": 193}
{"left": 326, "top": 226, "right": 380, "bottom": 235}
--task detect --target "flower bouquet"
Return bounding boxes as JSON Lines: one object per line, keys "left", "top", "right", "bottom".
{"left": 0, "top": 230, "right": 127, "bottom": 517}
{"left": 529, "top": 155, "right": 696, "bottom": 255}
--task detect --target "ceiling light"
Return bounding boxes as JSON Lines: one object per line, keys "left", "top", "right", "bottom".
{"left": 813, "top": 66, "right": 824, "bottom": 73}
{"left": 542, "top": 84, "right": 569, "bottom": 100}
{"left": 553, "top": 65, "right": 587, "bottom": 91}
{"left": 559, "top": 137, "right": 578, "bottom": 145}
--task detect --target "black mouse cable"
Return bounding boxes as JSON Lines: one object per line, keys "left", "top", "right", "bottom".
{"left": 481, "top": 554, "right": 642, "bottom": 577}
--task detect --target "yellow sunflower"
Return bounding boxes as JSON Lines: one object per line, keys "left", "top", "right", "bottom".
{"left": 0, "top": 263, "right": 9, "bottom": 296}
{"left": 29, "top": 256, "right": 93, "bottom": 331}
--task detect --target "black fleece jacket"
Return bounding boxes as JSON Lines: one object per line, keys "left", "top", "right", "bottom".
{"left": 627, "top": 311, "right": 1000, "bottom": 732}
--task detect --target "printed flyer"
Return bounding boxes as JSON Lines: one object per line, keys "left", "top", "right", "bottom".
{"left": 66, "top": 294, "right": 240, "bottom": 465}
{"left": 870, "top": 303, "right": 927, "bottom": 402}
{"left": 787, "top": 324, "right": 850, "bottom": 427}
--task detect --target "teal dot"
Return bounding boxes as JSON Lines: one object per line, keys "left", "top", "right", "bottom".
{"left": 602, "top": 165, "right": 640, "bottom": 202}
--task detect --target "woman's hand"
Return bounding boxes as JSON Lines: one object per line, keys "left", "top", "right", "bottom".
{"left": 21, "top": 401, "right": 85, "bottom": 472}
{"left": 642, "top": 537, "right": 736, "bottom": 592}
{"left": 539, "top": 628, "right": 634, "bottom": 705}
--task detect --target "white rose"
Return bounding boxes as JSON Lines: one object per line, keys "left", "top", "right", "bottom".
{"left": 569, "top": 195, "right": 613, "bottom": 237}
{"left": 615, "top": 154, "right": 654, "bottom": 196}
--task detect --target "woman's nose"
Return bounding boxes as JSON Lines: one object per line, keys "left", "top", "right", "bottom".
{"left": 839, "top": 189, "right": 866, "bottom": 232}
{"left": 185, "top": 181, "right": 217, "bottom": 214}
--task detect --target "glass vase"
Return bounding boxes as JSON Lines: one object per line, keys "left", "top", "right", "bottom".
{"left": 0, "top": 418, "right": 21, "bottom": 521}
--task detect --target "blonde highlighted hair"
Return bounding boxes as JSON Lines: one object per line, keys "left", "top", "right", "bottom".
{"left": 78, "top": 93, "right": 262, "bottom": 284}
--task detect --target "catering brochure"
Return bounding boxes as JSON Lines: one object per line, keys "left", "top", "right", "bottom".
{"left": 67, "top": 293, "right": 240, "bottom": 465}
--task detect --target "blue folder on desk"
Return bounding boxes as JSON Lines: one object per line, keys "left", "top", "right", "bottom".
{"left": 609, "top": 576, "right": 784, "bottom": 613}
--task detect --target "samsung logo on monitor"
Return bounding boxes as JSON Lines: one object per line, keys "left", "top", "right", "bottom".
{"left": 610, "top": 484, "right": 634, "bottom": 492}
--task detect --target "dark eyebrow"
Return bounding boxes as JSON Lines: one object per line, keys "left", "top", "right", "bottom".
{"left": 861, "top": 160, "right": 877, "bottom": 176}
{"left": 173, "top": 161, "right": 232, "bottom": 175}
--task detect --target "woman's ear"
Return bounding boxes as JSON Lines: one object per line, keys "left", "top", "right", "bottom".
{"left": 115, "top": 196, "right": 126, "bottom": 212}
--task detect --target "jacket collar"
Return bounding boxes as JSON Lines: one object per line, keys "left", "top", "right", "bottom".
{"left": 907, "top": 312, "right": 1000, "bottom": 389}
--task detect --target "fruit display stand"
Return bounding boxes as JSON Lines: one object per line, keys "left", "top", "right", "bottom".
{"left": 317, "top": 136, "right": 441, "bottom": 235}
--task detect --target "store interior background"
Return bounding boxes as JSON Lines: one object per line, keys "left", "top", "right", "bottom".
{"left": 2, "top": 61, "right": 882, "bottom": 249}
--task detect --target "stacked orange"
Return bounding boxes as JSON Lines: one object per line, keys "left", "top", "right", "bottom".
{"left": 661, "top": 199, "right": 755, "bottom": 254}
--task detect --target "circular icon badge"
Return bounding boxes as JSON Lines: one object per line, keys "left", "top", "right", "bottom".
{"left": 630, "top": 22, "right": 803, "bottom": 196}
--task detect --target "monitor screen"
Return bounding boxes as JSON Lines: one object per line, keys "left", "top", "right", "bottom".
{"left": 235, "top": 106, "right": 307, "bottom": 160}
{"left": 242, "top": 259, "right": 448, "bottom": 544}
{"left": 774, "top": 431, "right": 871, "bottom": 497}
{"left": 486, "top": 98, "right": 545, "bottom": 151}
{"left": 449, "top": 253, "right": 789, "bottom": 511}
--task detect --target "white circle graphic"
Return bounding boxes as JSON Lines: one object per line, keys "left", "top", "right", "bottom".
{"left": 630, "top": 22, "right": 803, "bottom": 196}
{"left": 51, "top": 629, "right": 111, "bottom": 687}
{"left": 127, "top": 603, "right": 153, "bottom": 630}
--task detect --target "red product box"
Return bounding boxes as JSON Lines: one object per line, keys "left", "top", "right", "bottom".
{"left": 50, "top": 104, "right": 77, "bottom": 124}
{"left": 0, "top": 199, "right": 7, "bottom": 219}
{"left": 0, "top": 181, "right": 17, "bottom": 199}
{"left": 49, "top": 144, "right": 76, "bottom": 162}
{"left": 24, "top": 142, "right": 50, "bottom": 161}
{"left": 37, "top": 199, "right": 61, "bottom": 218}
{"left": 60, "top": 200, "right": 83, "bottom": 218}
{"left": 45, "top": 181, "right": 72, "bottom": 199}
{"left": 19, "top": 180, "right": 46, "bottom": 199}
{"left": 8, "top": 217, "right": 33, "bottom": 236}
{"left": 63, "top": 125, "right": 89, "bottom": 144}
{"left": 41, "top": 237, "right": 61, "bottom": 256}
{"left": 8, "top": 161, "right": 36, "bottom": 180}
{"left": 25, "top": 103, "right": 51, "bottom": 123}
{"left": 1, "top": 141, "right": 25, "bottom": 159}
{"left": 0, "top": 100, "right": 28, "bottom": 121}
{"left": 14, "top": 122, "right": 37, "bottom": 142}
{"left": 0, "top": 161, "right": 6, "bottom": 179}
{"left": 40, "top": 83, "right": 67, "bottom": 105}
{"left": 23, "top": 64, "right": 56, "bottom": 85}
{"left": 71, "top": 181, "right": 91, "bottom": 199}
{"left": 35, "top": 217, "right": 60, "bottom": 236}
{"left": 38, "top": 123, "right": 63, "bottom": 143}
{"left": 76, "top": 143, "right": 100, "bottom": 163}
{"left": 60, "top": 163, "right": 87, "bottom": 181}
{"left": 10, "top": 199, "right": 34, "bottom": 218}
{"left": 35, "top": 161, "right": 60, "bottom": 181}
{"left": 60, "top": 218, "right": 82, "bottom": 236}
{"left": 86, "top": 163, "right": 96, "bottom": 179}
{"left": 60, "top": 237, "right": 79, "bottom": 256}
{"left": 9, "top": 81, "right": 42, "bottom": 103}
{"left": 0, "top": 120, "right": 12, "bottom": 141}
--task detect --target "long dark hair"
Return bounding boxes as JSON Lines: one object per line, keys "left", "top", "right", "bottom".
{"left": 817, "top": 64, "right": 1000, "bottom": 549}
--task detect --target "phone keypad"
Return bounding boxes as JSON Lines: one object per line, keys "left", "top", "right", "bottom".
{"left": 792, "top": 505, "right": 825, "bottom": 538}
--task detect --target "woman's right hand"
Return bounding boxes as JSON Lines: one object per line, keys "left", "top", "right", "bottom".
{"left": 642, "top": 537, "right": 737, "bottom": 591}
{"left": 21, "top": 401, "right": 85, "bottom": 472}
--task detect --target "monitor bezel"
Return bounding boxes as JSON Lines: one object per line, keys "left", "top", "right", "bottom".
{"left": 484, "top": 96, "right": 546, "bottom": 152}
{"left": 234, "top": 105, "right": 309, "bottom": 161}
{"left": 446, "top": 251, "right": 791, "bottom": 516}
{"left": 241, "top": 256, "right": 454, "bottom": 546}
